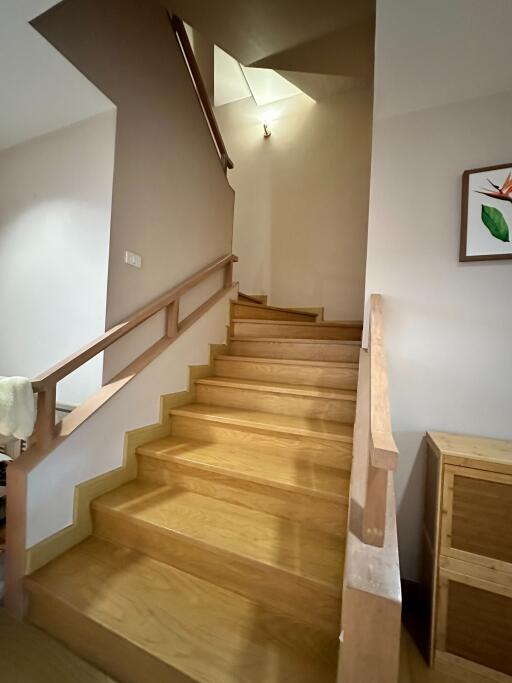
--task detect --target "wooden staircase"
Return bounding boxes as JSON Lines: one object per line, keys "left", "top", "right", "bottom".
{"left": 24, "top": 297, "right": 363, "bottom": 683}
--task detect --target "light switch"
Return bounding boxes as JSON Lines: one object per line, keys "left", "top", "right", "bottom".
{"left": 125, "top": 250, "right": 142, "bottom": 268}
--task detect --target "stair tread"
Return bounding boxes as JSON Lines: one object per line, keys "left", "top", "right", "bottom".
{"left": 196, "top": 376, "right": 357, "bottom": 401}
{"left": 230, "top": 336, "right": 360, "bottom": 345}
{"left": 232, "top": 319, "right": 362, "bottom": 328}
{"left": 170, "top": 404, "right": 354, "bottom": 443}
{"left": 93, "top": 480, "right": 344, "bottom": 589}
{"left": 26, "top": 537, "right": 337, "bottom": 683}
{"left": 233, "top": 300, "right": 317, "bottom": 319}
{"left": 137, "top": 435, "right": 350, "bottom": 500}
{"left": 216, "top": 354, "right": 358, "bottom": 369}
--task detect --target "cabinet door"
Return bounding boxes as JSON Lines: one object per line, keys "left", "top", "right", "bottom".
{"left": 440, "top": 465, "right": 512, "bottom": 574}
{"left": 435, "top": 569, "right": 512, "bottom": 680}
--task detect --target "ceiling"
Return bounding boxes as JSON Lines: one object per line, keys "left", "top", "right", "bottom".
{"left": 213, "top": 46, "right": 305, "bottom": 108}
{"left": 167, "top": 0, "right": 374, "bottom": 105}
{"left": 0, "top": 0, "right": 113, "bottom": 152}
{"left": 163, "top": 0, "right": 374, "bottom": 69}
{"left": 0, "top": 0, "right": 374, "bottom": 151}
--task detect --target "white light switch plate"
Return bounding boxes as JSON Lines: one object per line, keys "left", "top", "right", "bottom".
{"left": 125, "top": 250, "right": 142, "bottom": 268}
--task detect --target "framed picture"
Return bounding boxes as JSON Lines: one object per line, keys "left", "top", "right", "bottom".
{"left": 460, "top": 162, "right": 512, "bottom": 261}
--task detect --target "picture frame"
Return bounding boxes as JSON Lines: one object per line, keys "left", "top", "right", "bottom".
{"left": 460, "top": 162, "right": 512, "bottom": 262}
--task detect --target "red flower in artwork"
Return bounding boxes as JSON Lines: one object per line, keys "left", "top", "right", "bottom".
{"left": 476, "top": 172, "right": 512, "bottom": 203}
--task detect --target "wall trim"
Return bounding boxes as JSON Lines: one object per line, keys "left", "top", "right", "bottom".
{"left": 25, "top": 340, "right": 228, "bottom": 575}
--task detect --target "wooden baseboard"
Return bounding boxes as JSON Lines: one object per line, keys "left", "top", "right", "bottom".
{"left": 25, "top": 343, "right": 227, "bottom": 575}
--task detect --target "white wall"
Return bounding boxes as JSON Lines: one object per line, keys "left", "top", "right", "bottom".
{"left": 26, "top": 289, "right": 232, "bottom": 546}
{"left": 216, "top": 88, "right": 373, "bottom": 320}
{"left": 365, "top": 0, "right": 512, "bottom": 580}
{"left": 0, "top": 111, "right": 116, "bottom": 406}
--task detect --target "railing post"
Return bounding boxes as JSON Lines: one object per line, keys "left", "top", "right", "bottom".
{"left": 362, "top": 459, "right": 388, "bottom": 547}
{"left": 220, "top": 152, "right": 228, "bottom": 174}
{"left": 165, "top": 298, "right": 179, "bottom": 338}
{"left": 34, "top": 385, "right": 56, "bottom": 451}
{"left": 223, "top": 260, "right": 234, "bottom": 288}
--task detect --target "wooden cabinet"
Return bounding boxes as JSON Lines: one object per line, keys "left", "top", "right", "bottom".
{"left": 423, "top": 432, "right": 512, "bottom": 682}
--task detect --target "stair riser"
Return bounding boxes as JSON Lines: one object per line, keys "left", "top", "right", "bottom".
{"left": 215, "top": 358, "right": 358, "bottom": 390}
{"left": 232, "top": 321, "right": 362, "bottom": 341}
{"left": 92, "top": 509, "right": 342, "bottom": 633}
{"left": 196, "top": 385, "right": 356, "bottom": 424}
{"left": 170, "top": 415, "right": 353, "bottom": 470}
{"left": 231, "top": 303, "right": 316, "bottom": 322}
{"left": 137, "top": 455, "right": 348, "bottom": 535}
{"left": 27, "top": 590, "right": 187, "bottom": 683}
{"left": 230, "top": 339, "right": 360, "bottom": 362}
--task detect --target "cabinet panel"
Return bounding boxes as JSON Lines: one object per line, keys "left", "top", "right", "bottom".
{"left": 441, "top": 466, "right": 512, "bottom": 573}
{"left": 437, "top": 571, "right": 512, "bottom": 679}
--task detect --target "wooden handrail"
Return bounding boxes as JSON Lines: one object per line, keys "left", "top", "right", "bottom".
{"left": 362, "top": 293, "right": 399, "bottom": 547}
{"left": 31, "top": 254, "right": 238, "bottom": 451}
{"left": 338, "top": 318, "right": 401, "bottom": 682}
{"left": 170, "top": 14, "right": 234, "bottom": 174}
{"left": 369, "top": 294, "right": 399, "bottom": 470}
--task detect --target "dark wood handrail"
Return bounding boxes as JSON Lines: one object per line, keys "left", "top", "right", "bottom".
{"left": 170, "top": 14, "right": 234, "bottom": 174}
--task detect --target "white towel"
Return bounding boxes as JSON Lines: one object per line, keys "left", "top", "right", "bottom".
{"left": 0, "top": 376, "right": 36, "bottom": 439}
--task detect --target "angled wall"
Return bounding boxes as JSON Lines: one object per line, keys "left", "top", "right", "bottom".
{"left": 33, "top": 0, "right": 234, "bottom": 379}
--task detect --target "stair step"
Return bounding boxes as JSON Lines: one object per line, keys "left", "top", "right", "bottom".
{"left": 137, "top": 435, "right": 349, "bottom": 533}
{"left": 26, "top": 537, "right": 338, "bottom": 683}
{"left": 215, "top": 355, "right": 358, "bottom": 390}
{"left": 237, "top": 291, "right": 264, "bottom": 305}
{"left": 170, "top": 404, "right": 353, "bottom": 469}
{"left": 232, "top": 319, "right": 363, "bottom": 341}
{"left": 92, "top": 481, "right": 344, "bottom": 631}
{"left": 230, "top": 336, "right": 360, "bottom": 362}
{"left": 195, "top": 376, "right": 356, "bottom": 424}
{"left": 231, "top": 300, "right": 317, "bottom": 322}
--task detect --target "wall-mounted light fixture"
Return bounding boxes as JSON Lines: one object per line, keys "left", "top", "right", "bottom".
{"left": 263, "top": 123, "right": 271, "bottom": 139}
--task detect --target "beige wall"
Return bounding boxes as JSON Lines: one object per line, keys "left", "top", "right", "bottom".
{"left": 216, "top": 88, "right": 372, "bottom": 319}
{"left": 0, "top": 111, "right": 116, "bottom": 405}
{"left": 34, "top": 0, "right": 234, "bottom": 379}
{"left": 365, "top": 0, "right": 512, "bottom": 580}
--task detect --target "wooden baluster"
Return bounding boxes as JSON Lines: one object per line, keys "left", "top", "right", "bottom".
{"left": 362, "top": 458, "right": 388, "bottom": 547}
{"left": 224, "top": 260, "right": 234, "bottom": 288}
{"left": 166, "top": 298, "right": 179, "bottom": 338}
{"left": 34, "top": 385, "right": 56, "bottom": 451}
{"left": 220, "top": 152, "right": 228, "bottom": 174}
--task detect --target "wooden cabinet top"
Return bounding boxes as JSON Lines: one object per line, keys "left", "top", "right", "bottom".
{"left": 427, "top": 431, "right": 512, "bottom": 473}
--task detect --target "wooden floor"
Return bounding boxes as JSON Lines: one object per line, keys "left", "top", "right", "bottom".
{"left": 0, "top": 608, "right": 116, "bottom": 682}
{"left": 0, "top": 613, "right": 457, "bottom": 683}
{"left": 399, "top": 627, "right": 460, "bottom": 683}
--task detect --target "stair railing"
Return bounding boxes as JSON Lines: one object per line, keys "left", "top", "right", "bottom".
{"left": 169, "top": 13, "right": 234, "bottom": 174}
{"left": 338, "top": 293, "right": 402, "bottom": 683}
{"left": 30, "top": 254, "right": 237, "bottom": 453}
{"left": 6, "top": 253, "right": 237, "bottom": 616}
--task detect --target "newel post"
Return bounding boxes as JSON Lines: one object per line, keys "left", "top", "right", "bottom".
{"left": 166, "top": 298, "right": 179, "bottom": 338}
{"left": 224, "top": 260, "right": 234, "bottom": 288}
{"left": 34, "top": 384, "right": 56, "bottom": 450}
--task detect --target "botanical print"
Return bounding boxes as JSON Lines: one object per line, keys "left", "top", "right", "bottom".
{"left": 460, "top": 164, "right": 512, "bottom": 261}
{"left": 477, "top": 174, "right": 512, "bottom": 243}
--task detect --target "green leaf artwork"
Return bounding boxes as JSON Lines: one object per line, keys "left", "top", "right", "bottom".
{"left": 481, "top": 205, "right": 510, "bottom": 242}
